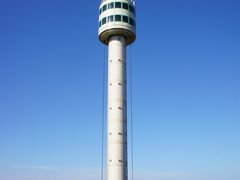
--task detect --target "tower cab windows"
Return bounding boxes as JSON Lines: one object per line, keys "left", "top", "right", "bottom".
{"left": 99, "top": 15, "right": 136, "bottom": 28}
{"left": 122, "top": 3, "right": 128, "bottom": 10}
{"left": 99, "top": 1, "right": 136, "bottom": 30}
{"left": 123, "top": 15, "right": 128, "bottom": 23}
{"left": 115, "top": 15, "right": 122, "bottom": 22}
{"left": 129, "top": 18, "right": 134, "bottom": 26}
{"left": 102, "top": 4, "right": 107, "bottom": 12}
{"left": 115, "top": 2, "right": 122, "bottom": 8}
{"left": 98, "top": 1, "right": 136, "bottom": 45}
{"left": 100, "top": 2, "right": 136, "bottom": 15}
{"left": 129, "top": 4, "right": 135, "bottom": 15}
{"left": 129, "top": 17, "right": 135, "bottom": 26}
{"left": 108, "top": 15, "right": 114, "bottom": 22}
{"left": 108, "top": 2, "right": 114, "bottom": 9}
{"left": 102, "top": 17, "right": 107, "bottom": 25}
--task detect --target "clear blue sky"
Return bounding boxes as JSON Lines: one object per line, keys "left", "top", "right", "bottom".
{"left": 0, "top": 0, "right": 240, "bottom": 180}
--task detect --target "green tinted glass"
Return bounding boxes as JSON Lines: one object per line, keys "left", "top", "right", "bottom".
{"left": 123, "top": 16, "right": 128, "bottom": 23}
{"left": 123, "top": 3, "right": 128, "bottom": 10}
{"left": 115, "top": 15, "right": 121, "bottom": 21}
{"left": 115, "top": 2, "right": 121, "bottom": 8}
{"left": 102, "top": 17, "right": 106, "bottom": 25}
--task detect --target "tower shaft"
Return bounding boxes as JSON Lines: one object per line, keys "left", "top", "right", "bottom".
{"left": 108, "top": 36, "right": 128, "bottom": 180}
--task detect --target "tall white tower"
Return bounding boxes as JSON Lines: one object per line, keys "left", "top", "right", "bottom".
{"left": 98, "top": 0, "right": 136, "bottom": 180}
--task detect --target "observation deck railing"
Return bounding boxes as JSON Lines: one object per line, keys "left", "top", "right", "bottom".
{"left": 101, "top": 0, "right": 135, "bottom": 4}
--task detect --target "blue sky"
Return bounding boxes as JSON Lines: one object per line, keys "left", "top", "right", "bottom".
{"left": 0, "top": 0, "right": 240, "bottom": 180}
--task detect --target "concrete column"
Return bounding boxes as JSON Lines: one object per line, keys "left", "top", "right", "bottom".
{"left": 107, "top": 35, "right": 128, "bottom": 180}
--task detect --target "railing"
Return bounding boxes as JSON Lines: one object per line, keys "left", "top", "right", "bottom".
{"left": 101, "top": 0, "right": 135, "bottom": 4}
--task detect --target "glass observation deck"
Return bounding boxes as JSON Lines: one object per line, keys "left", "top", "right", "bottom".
{"left": 98, "top": 0, "right": 136, "bottom": 45}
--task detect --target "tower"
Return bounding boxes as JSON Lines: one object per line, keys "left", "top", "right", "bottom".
{"left": 98, "top": 0, "right": 136, "bottom": 180}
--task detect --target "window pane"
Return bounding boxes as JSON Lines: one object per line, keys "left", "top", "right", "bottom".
{"left": 132, "top": 8, "right": 135, "bottom": 15}
{"left": 99, "top": 21, "right": 101, "bottom": 27}
{"left": 123, "top": 16, "right": 128, "bottom": 23}
{"left": 129, "top": 18, "right": 134, "bottom": 25}
{"left": 108, "top": 2, "right": 114, "bottom": 9}
{"left": 115, "top": 2, "right": 121, "bottom": 8}
{"left": 108, "top": 15, "right": 114, "bottom": 22}
{"left": 129, "top": 5, "right": 133, "bottom": 13}
{"left": 99, "top": 8, "right": 102, "bottom": 14}
{"left": 103, "top": 5, "right": 107, "bottom": 12}
{"left": 123, "top": 3, "right": 128, "bottom": 10}
{"left": 102, "top": 17, "right": 107, "bottom": 25}
{"left": 115, "top": 15, "right": 121, "bottom": 21}
{"left": 129, "top": 5, "right": 135, "bottom": 15}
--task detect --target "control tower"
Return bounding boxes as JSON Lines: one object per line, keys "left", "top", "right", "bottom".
{"left": 98, "top": 0, "right": 136, "bottom": 180}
